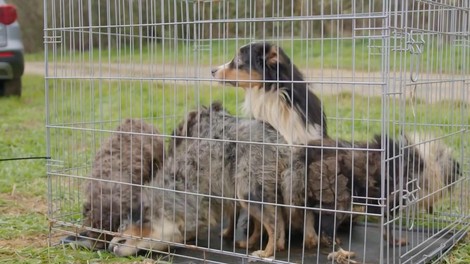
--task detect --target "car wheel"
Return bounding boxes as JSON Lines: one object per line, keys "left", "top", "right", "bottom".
{"left": 0, "top": 77, "right": 22, "bottom": 97}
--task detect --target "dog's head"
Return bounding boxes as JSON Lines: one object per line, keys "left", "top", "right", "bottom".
{"left": 211, "top": 42, "right": 302, "bottom": 89}
{"left": 107, "top": 198, "right": 183, "bottom": 256}
{"left": 108, "top": 219, "right": 170, "bottom": 257}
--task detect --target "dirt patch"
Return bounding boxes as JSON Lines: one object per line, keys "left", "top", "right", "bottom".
{"left": 0, "top": 233, "right": 49, "bottom": 249}
{"left": 0, "top": 193, "right": 50, "bottom": 249}
{"left": 0, "top": 192, "right": 48, "bottom": 216}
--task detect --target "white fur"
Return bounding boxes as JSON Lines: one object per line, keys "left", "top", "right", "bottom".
{"left": 406, "top": 132, "right": 457, "bottom": 212}
{"left": 109, "top": 216, "right": 184, "bottom": 257}
{"left": 218, "top": 61, "right": 230, "bottom": 71}
{"left": 243, "top": 88, "right": 323, "bottom": 145}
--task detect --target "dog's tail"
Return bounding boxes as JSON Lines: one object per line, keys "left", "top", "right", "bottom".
{"left": 410, "top": 132, "right": 460, "bottom": 185}
{"left": 400, "top": 132, "right": 462, "bottom": 213}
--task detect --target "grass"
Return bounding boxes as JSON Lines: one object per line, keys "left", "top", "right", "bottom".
{"left": 0, "top": 73, "right": 469, "bottom": 263}
{"left": 442, "top": 234, "right": 470, "bottom": 264}
{"left": 0, "top": 75, "right": 168, "bottom": 263}
{"left": 26, "top": 38, "right": 468, "bottom": 74}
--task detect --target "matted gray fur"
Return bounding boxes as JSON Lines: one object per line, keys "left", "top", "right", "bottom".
{"left": 64, "top": 118, "right": 165, "bottom": 250}
{"left": 108, "top": 102, "right": 368, "bottom": 262}
{"left": 107, "top": 102, "right": 461, "bottom": 262}
{"left": 108, "top": 102, "right": 291, "bottom": 258}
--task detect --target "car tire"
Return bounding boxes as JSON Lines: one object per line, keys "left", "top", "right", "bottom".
{"left": 0, "top": 77, "right": 22, "bottom": 97}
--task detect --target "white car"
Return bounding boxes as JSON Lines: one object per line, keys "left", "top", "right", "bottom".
{"left": 0, "top": 1, "right": 23, "bottom": 96}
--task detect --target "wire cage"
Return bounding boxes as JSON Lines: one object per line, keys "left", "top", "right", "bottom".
{"left": 44, "top": 0, "right": 469, "bottom": 263}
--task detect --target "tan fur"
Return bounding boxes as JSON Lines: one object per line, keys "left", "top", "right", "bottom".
{"left": 265, "top": 45, "right": 282, "bottom": 64}
{"left": 212, "top": 61, "right": 263, "bottom": 88}
{"left": 111, "top": 217, "right": 183, "bottom": 257}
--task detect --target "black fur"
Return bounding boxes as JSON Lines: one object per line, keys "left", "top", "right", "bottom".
{"left": 239, "top": 42, "right": 327, "bottom": 137}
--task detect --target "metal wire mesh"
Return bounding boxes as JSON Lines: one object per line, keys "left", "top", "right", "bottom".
{"left": 44, "top": 0, "right": 469, "bottom": 263}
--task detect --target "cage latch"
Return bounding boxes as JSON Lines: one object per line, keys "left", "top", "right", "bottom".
{"left": 403, "top": 178, "right": 420, "bottom": 230}
{"left": 407, "top": 32, "right": 425, "bottom": 82}
{"left": 44, "top": 34, "right": 62, "bottom": 44}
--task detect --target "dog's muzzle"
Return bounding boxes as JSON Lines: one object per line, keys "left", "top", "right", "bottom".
{"left": 211, "top": 62, "right": 230, "bottom": 78}
{"left": 211, "top": 68, "right": 218, "bottom": 77}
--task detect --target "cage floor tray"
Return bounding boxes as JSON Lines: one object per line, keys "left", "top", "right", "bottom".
{"left": 163, "top": 223, "right": 461, "bottom": 264}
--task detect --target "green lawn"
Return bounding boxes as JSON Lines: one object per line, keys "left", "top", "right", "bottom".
{"left": 26, "top": 38, "right": 468, "bottom": 74}
{"left": 0, "top": 74, "right": 468, "bottom": 263}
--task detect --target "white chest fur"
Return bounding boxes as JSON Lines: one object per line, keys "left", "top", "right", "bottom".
{"left": 242, "top": 88, "right": 323, "bottom": 145}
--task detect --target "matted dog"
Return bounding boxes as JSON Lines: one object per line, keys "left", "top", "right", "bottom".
{"left": 281, "top": 133, "right": 459, "bottom": 260}
{"left": 402, "top": 133, "right": 462, "bottom": 214}
{"left": 63, "top": 119, "right": 164, "bottom": 250}
{"left": 332, "top": 133, "right": 462, "bottom": 246}
{"left": 109, "top": 102, "right": 289, "bottom": 258}
{"left": 107, "top": 103, "right": 461, "bottom": 262}
{"left": 211, "top": 41, "right": 327, "bottom": 145}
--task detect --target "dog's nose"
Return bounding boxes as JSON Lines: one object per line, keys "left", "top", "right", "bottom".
{"left": 211, "top": 68, "right": 218, "bottom": 77}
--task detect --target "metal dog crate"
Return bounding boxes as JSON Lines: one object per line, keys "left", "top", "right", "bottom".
{"left": 44, "top": 0, "right": 469, "bottom": 263}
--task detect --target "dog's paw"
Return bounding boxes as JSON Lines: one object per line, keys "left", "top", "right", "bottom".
{"left": 327, "top": 248, "right": 357, "bottom": 264}
{"left": 250, "top": 250, "right": 275, "bottom": 259}
{"left": 304, "top": 233, "right": 318, "bottom": 249}
{"left": 276, "top": 239, "right": 286, "bottom": 251}
{"left": 108, "top": 237, "right": 139, "bottom": 257}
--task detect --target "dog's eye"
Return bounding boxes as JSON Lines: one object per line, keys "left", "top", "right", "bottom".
{"left": 233, "top": 55, "right": 243, "bottom": 67}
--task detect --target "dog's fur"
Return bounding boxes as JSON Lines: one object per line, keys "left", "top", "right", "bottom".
{"left": 69, "top": 119, "right": 164, "bottom": 250}
{"left": 212, "top": 41, "right": 327, "bottom": 145}
{"left": 280, "top": 137, "right": 383, "bottom": 260}
{"left": 109, "top": 102, "right": 292, "bottom": 258}
{"left": 402, "top": 133, "right": 462, "bottom": 214}
{"left": 285, "top": 132, "right": 460, "bottom": 248}
{"left": 106, "top": 105, "right": 462, "bottom": 260}
{"left": 335, "top": 133, "right": 461, "bottom": 245}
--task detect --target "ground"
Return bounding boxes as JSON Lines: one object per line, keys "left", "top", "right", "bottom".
{"left": 0, "top": 193, "right": 48, "bottom": 249}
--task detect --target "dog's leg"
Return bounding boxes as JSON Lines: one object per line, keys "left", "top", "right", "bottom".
{"left": 249, "top": 214, "right": 285, "bottom": 258}
{"left": 222, "top": 209, "right": 237, "bottom": 239}
{"left": 238, "top": 216, "right": 284, "bottom": 251}
{"left": 318, "top": 213, "right": 343, "bottom": 246}
{"left": 275, "top": 210, "right": 286, "bottom": 251}
{"left": 304, "top": 211, "right": 318, "bottom": 249}
{"left": 245, "top": 205, "right": 285, "bottom": 258}
{"left": 236, "top": 218, "right": 261, "bottom": 249}
{"left": 236, "top": 178, "right": 285, "bottom": 258}
{"left": 251, "top": 219, "right": 276, "bottom": 258}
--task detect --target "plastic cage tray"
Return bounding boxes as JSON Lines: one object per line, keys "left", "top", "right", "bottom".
{"left": 148, "top": 222, "right": 463, "bottom": 264}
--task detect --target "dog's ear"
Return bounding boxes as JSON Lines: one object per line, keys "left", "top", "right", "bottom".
{"left": 181, "top": 110, "right": 198, "bottom": 137}
{"left": 210, "top": 101, "right": 224, "bottom": 112}
{"left": 169, "top": 110, "right": 199, "bottom": 154}
{"left": 265, "top": 45, "right": 280, "bottom": 65}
